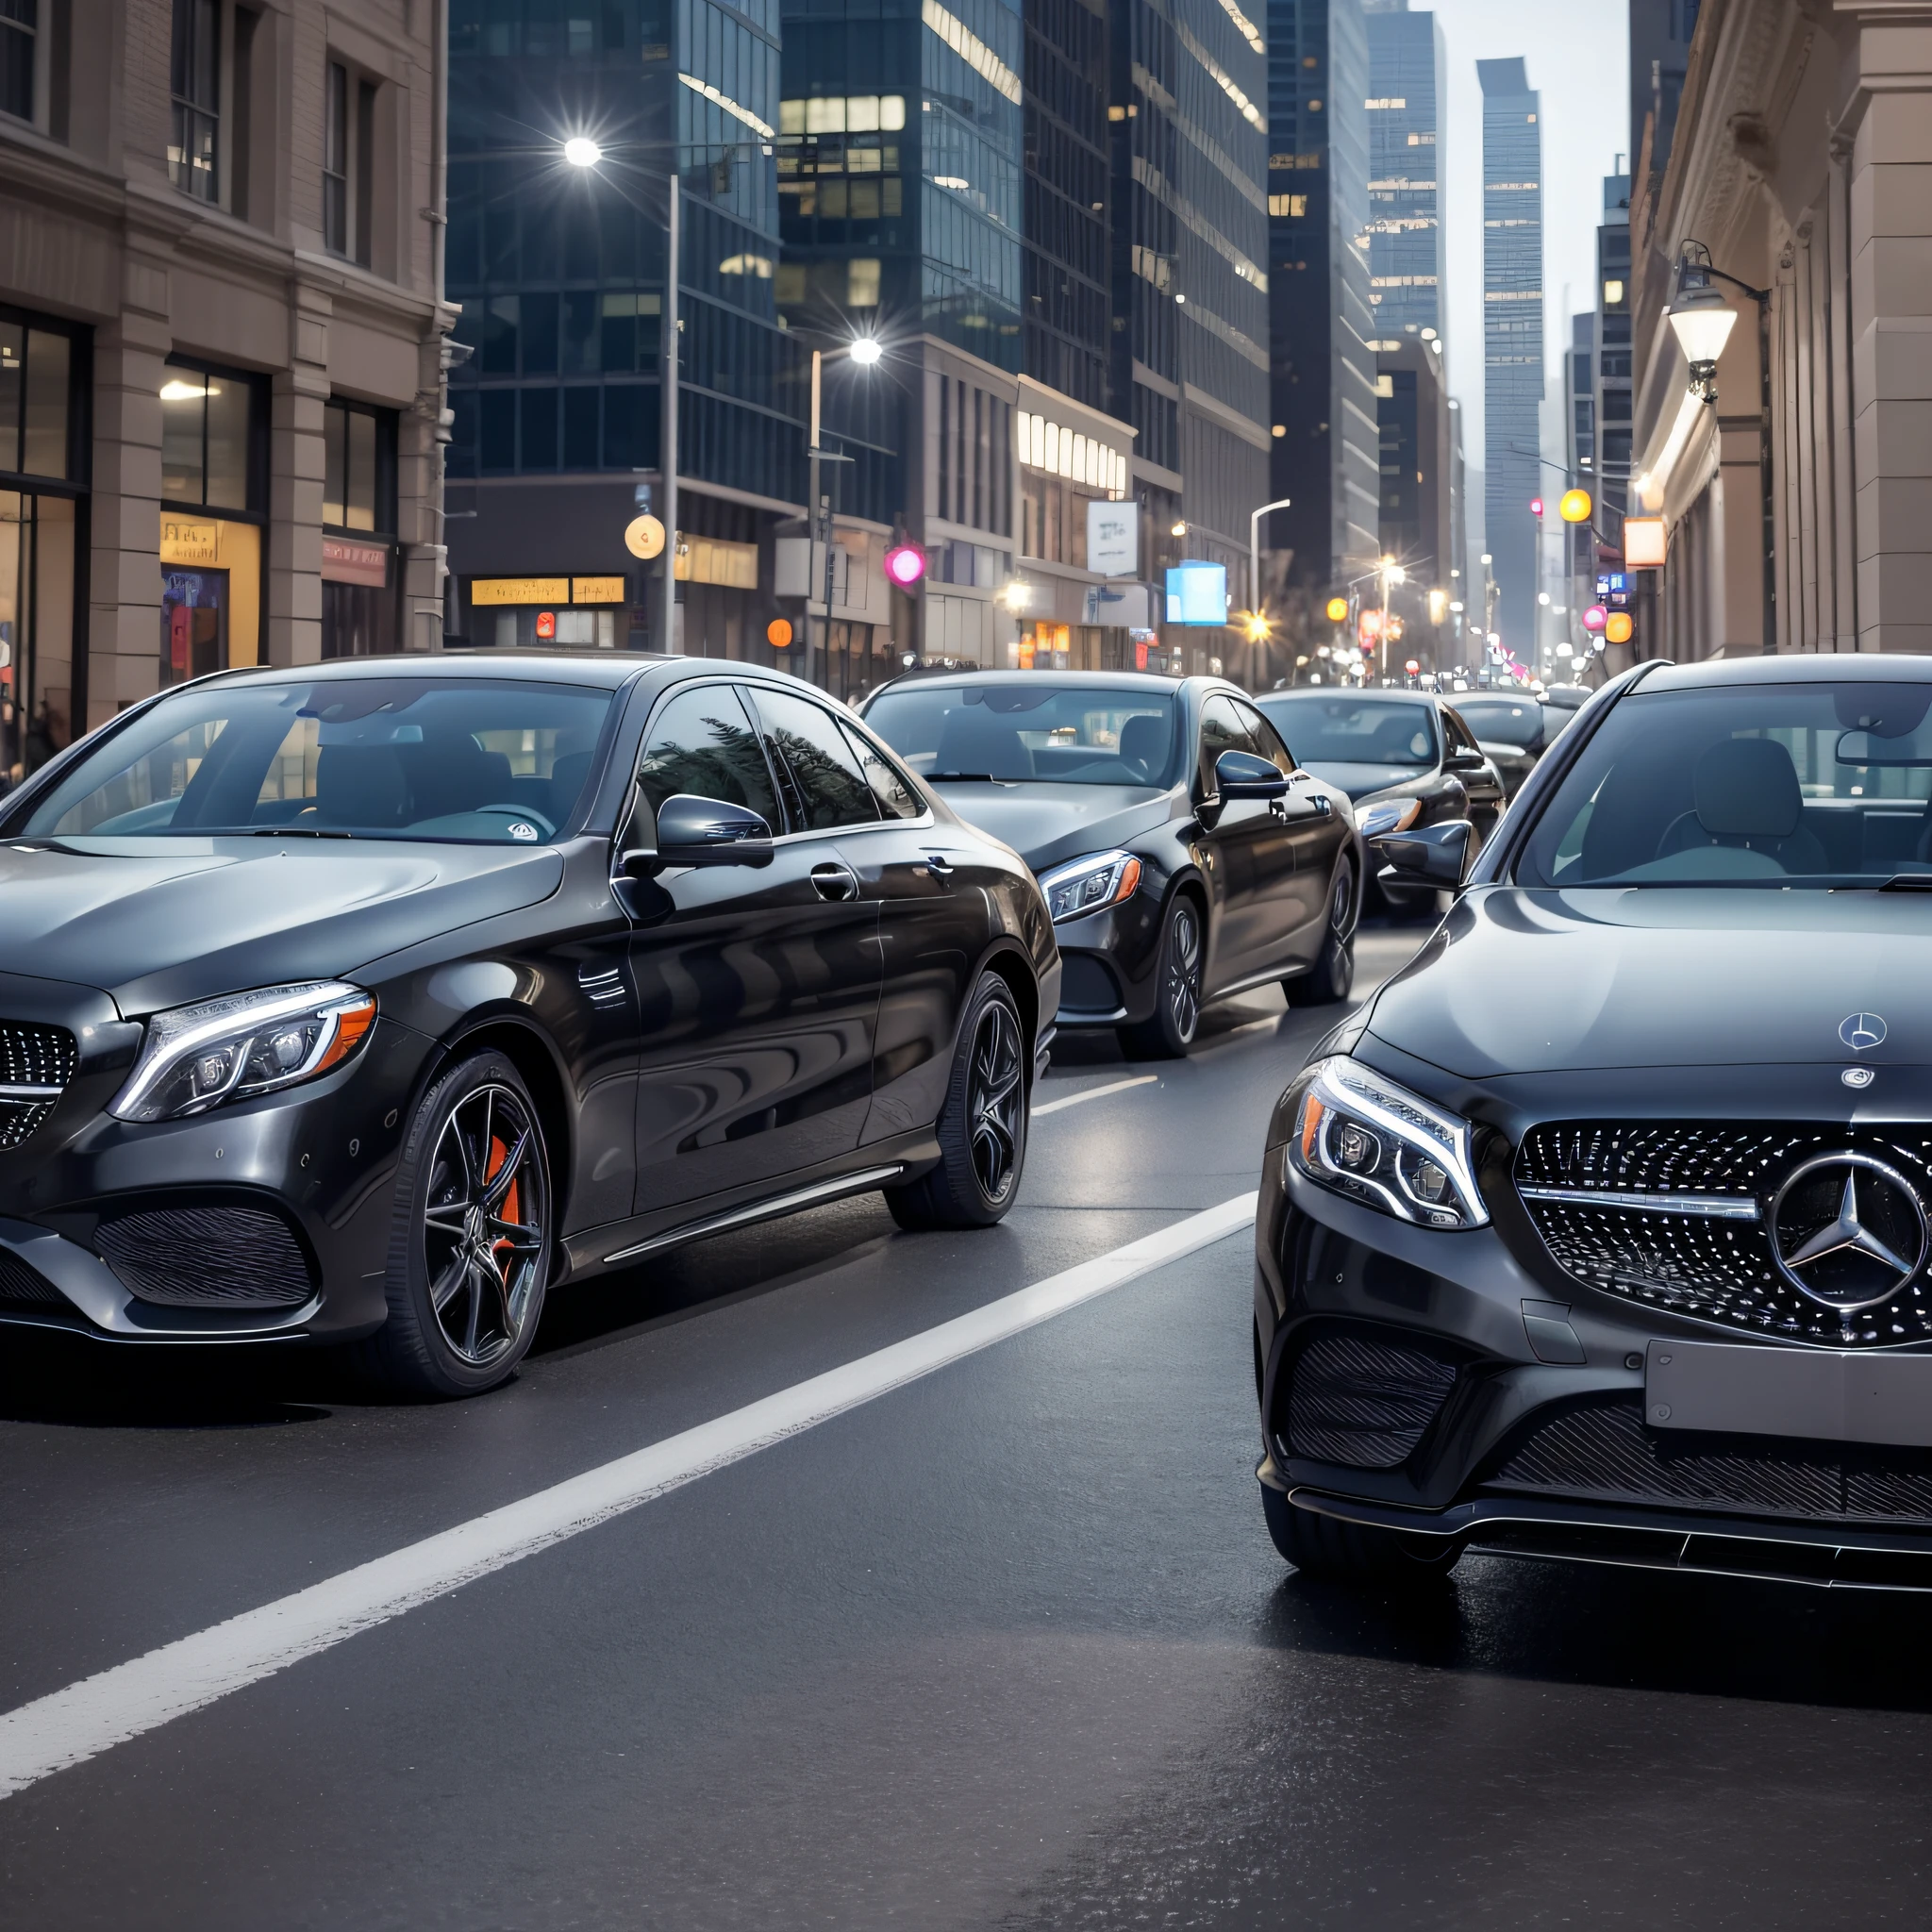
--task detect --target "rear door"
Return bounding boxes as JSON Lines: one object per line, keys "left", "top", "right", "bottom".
{"left": 1239, "top": 696, "right": 1339, "bottom": 965}
{"left": 627, "top": 682, "right": 881, "bottom": 1214}
{"left": 1196, "top": 693, "right": 1299, "bottom": 990}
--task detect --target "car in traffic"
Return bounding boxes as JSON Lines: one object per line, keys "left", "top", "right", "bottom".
{"left": 860, "top": 672, "right": 1360, "bottom": 1057}
{"left": 1253, "top": 689, "right": 1504, "bottom": 909}
{"left": 1448, "top": 691, "right": 1579, "bottom": 800}
{"left": 1256, "top": 654, "right": 1932, "bottom": 1591}
{"left": 0, "top": 656, "right": 1057, "bottom": 1397}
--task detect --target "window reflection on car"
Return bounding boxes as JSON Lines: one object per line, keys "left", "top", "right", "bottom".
{"left": 25, "top": 677, "right": 614, "bottom": 844}
{"left": 1257, "top": 693, "right": 1439, "bottom": 767}
{"left": 865, "top": 684, "right": 1179, "bottom": 787}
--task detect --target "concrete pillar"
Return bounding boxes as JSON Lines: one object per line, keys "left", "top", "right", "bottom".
{"left": 269, "top": 281, "right": 331, "bottom": 667}
{"left": 85, "top": 242, "right": 172, "bottom": 728}
{"left": 1848, "top": 14, "right": 1932, "bottom": 652}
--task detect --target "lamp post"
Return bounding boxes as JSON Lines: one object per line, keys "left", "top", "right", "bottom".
{"left": 801, "top": 333, "right": 881, "bottom": 691}
{"left": 1667, "top": 240, "right": 1775, "bottom": 653}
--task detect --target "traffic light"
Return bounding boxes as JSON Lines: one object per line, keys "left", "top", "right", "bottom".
{"left": 1324, "top": 595, "right": 1349, "bottom": 624}
{"left": 1605, "top": 611, "right": 1634, "bottom": 645}
{"left": 1530, "top": 496, "right": 1544, "bottom": 519}
{"left": 1559, "top": 489, "right": 1592, "bottom": 524}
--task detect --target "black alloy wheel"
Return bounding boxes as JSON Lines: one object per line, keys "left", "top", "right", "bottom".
{"left": 1118, "top": 891, "right": 1203, "bottom": 1059}
{"left": 1287, "top": 861, "right": 1357, "bottom": 1007}
{"left": 358, "top": 1050, "right": 554, "bottom": 1398}
{"left": 887, "top": 971, "right": 1028, "bottom": 1230}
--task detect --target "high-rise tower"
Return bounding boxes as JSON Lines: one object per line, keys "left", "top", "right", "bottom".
{"left": 1477, "top": 56, "right": 1542, "bottom": 657}
{"left": 1363, "top": 1, "right": 1445, "bottom": 342}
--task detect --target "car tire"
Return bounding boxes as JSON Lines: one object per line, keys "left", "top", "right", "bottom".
{"left": 886, "top": 971, "right": 1028, "bottom": 1231}
{"left": 1261, "top": 1484, "right": 1461, "bottom": 1585}
{"left": 1285, "top": 861, "right": 1356, "bottom": 1007}
{"left": 1117, "top": 891, "right": 1204, "bottom": 1060}
{"left": 354, "top": 1049, "right": 554, "bottom": 1400}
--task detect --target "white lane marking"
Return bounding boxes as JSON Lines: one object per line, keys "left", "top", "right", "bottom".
{"left": 0, "top": 1191, "right": 1258, "bottom": 1801}
{"left": 1031, "top": 1074, "right": 1159, "bottom": 1117}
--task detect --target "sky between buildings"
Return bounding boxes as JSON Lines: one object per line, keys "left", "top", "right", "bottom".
{"left": 1424, "top": 0, "right": 1630, "bottom": 481}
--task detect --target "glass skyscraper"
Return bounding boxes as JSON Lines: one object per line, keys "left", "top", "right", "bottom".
{"left": 1477, "top": 55, "right": 1541, "bottom": 656}
{"left": 1267, "top": 0, "right": 1378, "bottom": 594}
{"left": 1362, "top": 0, "right": 1444, "bottom": 342}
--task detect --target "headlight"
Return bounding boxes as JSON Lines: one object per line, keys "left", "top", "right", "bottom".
{"left": 110, "top": 982, "right": 376, "bottom": 1123}
{"left": 1357, "top": 797, "right": 1423, "bottom": 840}
{"left": 1038, "top": 849, "right": 1142, "bottom": 924}
{"left": 1285, "top": 1055, "right": 1487, "bottom": 1228}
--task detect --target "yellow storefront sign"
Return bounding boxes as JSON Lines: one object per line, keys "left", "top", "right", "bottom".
{"left": 159, "top": 517, "right": 222, "bottom": 565}
{"left": 572, "top": 576, "right": 626, "bottom": 605}
{"left": 472, "top": 577, "right": 570, "bottom": 607}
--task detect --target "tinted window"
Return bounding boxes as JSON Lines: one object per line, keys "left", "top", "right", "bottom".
{"left": 1456, "top": 697, "right": 1543, "bottom": 747}
{"left": 1519, "top": 681, "right": 1932, "bottom": 889}
{"left": 1199, "top": 695, "right": 1257, "bottom": 791}
{"left": 1256, "top": 694, "right": 1438, "bottom": 768}
{"left": 866, "top": 683, "right": 1178, "bottom": 788}
{"left": 20, "top": 676, "right": 612, "bottom": 842}
{"left": 1236, "top": 698, "right": 1295, "bottom": 775}
{"left": 840, "top": 720, "right": 923, "bottom": 820}
{"left": 635, "top": 684, "right": 778, "bottom": 829}
{"left": 751, "top": 688, "right": 876, "bottom": 830}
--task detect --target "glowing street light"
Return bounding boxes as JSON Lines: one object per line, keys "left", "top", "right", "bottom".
{"left": 848, "top": 336, "right": 883, "bottom": 367}
{"left": 563, "top": 137, "right": 602, "bottom": 168}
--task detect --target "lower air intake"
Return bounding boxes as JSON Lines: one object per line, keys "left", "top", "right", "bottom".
{"left": 93, "top": 1204, "right": 317, "bottom": 1310}
{"left": 1285, "top": 1331, "right": 1458, "bottom": 1469}
{"left": 0, "top": 1250, "right": 67, "bottom": 1307}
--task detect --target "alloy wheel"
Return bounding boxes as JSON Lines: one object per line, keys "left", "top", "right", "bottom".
{"left": 1169, "top": 902, "right": 1203, "bottom": 1043}
{"left": 967, "top": 999, "right": 1024, "bottom": 1205}
{"left": 422, "top": 1082, "right": 548, "bottom": 1367}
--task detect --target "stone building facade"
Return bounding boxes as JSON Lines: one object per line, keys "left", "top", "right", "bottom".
{"left": 0, "top": 0, "right": 449, "bottom": 780}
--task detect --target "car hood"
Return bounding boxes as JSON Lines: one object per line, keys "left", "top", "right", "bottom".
{"left": 1302, "top": 760, "right": 1437, "bottom": 803}
{"left": 927, "top": 781, "right": 1174, "bottom": 874}
{"left": 0, "top": 838, "right": 565, "bottom": 1012}
{"left": 1368, "top": 886, "right": 1932, "bottom": 1078}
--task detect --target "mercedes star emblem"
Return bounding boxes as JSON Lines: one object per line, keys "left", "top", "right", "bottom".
{"left": 1840, "top": 1012, "right": 1888, "bottom": 1051}
{"left": 1769, "top": 1151, "right": 1929, "bottom": 1313}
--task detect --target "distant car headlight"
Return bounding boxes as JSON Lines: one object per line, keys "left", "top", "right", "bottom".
{"left": 1038, "top": 849, "right": 1142, "bottom": 924}
{"left": 110, "top": 982, "right": 377, "bottom": 1123}
{"left": 1357, "top": 797, "right": 1423, "bottom": 840}
{"left": 1286, "top": 1056, "right": 1487, "bottom": 1228}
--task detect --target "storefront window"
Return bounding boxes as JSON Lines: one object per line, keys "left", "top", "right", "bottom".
{"left": 321, "top": 399, "right": 398, "bottom": 659}
{"left": 160, "top": 362, "right": 258, "bottom": 510}
{"left": 0, "top": 325, "right": 73, "bottom": 481}
{"left": 0, "top": 493, "right": 76, "bottom": 790}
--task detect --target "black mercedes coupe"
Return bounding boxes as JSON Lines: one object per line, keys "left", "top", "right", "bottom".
{"left": 0, "top": 656, "right": 1057, "bottom": 1396}
{"left": 861, "top": 672, "right": 1361, "bottom": 1057}
{"left": 1257, "top": 655, "right": 1932, "bottom": 1591}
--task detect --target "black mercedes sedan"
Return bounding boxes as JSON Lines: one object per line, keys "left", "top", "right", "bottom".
{"left": 0, "top": 655, "right": 1057, "bottom": 1397}
{"left": 860, "top": 672, "right": 1359, "bottom": 1058}
{"left": 1257, "top": 654, "right": 1932, "bottom": 1591}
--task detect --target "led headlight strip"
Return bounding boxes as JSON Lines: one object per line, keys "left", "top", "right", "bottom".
{"left": 1289, "top": 1055, "right": 1488, "bottom": 1228}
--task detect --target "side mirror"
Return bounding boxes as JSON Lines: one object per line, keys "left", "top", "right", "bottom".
{"left": 1445, "top": 746, "right": 1488, "bottom": 774}
{"left": 652, "top": 792, "right": 774, "bottom": 867}
{"left": 1215, "top": 748, "right": 1291, "bottom": 800}
{"left": 1370, "top": 818, "right": 1472, "bottom": 888}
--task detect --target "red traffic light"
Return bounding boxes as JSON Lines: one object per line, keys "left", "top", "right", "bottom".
{"left": 884, "top": 543, "right": 926, "bottom": 587}
{"left": 1582, "top": 604, "right": 1607, "bottom": 633}
{"left": 1530, "top": 496, "right": 1544, "bottom": 519}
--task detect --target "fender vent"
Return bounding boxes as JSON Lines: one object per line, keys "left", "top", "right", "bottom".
{"left": 1286, "top": 1331, "right": 1457, "bottom": 1469}
{"left": 93, "top": 1204, "right": 317, "bottom": 1310}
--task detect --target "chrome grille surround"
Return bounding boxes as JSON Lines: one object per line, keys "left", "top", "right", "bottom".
{"left": 1514, "top": 1123, "right": 1932, "bottom": 1345}
{"left": 0, "top": 1022, "right": 77, "bottom": 1152}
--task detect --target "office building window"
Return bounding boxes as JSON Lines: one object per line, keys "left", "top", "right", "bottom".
{"left": 0, "top": 0, "right": 35, "bottom": 123}
{"left": 325, "top": 62, "right": 379, "bottom": 265}
{"left": 170, "top": 0, "right": 219, "bottom": 201}
{"left": 322, "top": 397, "right": 396, "bottom": 533}
{"left": 159, "top": 358, "right": 264, "bottom": 512}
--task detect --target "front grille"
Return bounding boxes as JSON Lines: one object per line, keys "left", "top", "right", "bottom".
{"left": 1483, "top": 1398, "right": 1932, "bottom": 1524}
{"left": 92, "top": 1204, "right": 317, "bottom": 1310}
{"left": 1285, "top": 1331, "right": 1458, "bottom": 1468}
{"left": 0, "top": 1250, "right": 66, "bottom": 1307}
{"left": 1515, "top": 1122, "right": 1932, "bottom": 1345}
{"left": 0, "top": 1021, "right": 76, "bottom": 1152}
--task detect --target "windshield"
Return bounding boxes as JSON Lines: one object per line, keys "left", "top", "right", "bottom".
{"left": 864, "top": 684, "right": 1179, "bottom": 787}
{"left": 1255, "top": 694, "right": 1439, "bottom": 768}
{"left": 1520, "top": 681, "right": 1932, "bottom": 888}
{"left": 14, "top": 676, "right": 614, "bottom": 843}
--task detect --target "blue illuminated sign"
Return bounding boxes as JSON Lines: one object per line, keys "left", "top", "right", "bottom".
{"left": 1164, "top": 561, "right": 1227, "bottom": 626}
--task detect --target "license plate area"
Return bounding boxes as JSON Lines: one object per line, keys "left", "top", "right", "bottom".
{"left": 1646, "top": 1340, "right": 1932, "bottom": 1448}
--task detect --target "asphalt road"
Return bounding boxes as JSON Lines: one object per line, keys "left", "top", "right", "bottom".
{"left": 7, "top": 928, "right": 1932, "bottom": 1928}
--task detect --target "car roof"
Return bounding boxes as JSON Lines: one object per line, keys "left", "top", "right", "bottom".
{"left": 868, "top": 669, "right": 1187, "bottom": 696}
{"left": 1257, "top": 688, "right": 1439, "bottom": 707}
{"left": 182, "top": 651, "right": 847, "bottom": 697}
{"left": 1637, "top": 655, "right": 1932, "bottom": 691}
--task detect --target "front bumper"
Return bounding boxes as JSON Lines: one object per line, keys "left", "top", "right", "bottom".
{"left": 0, "top": 1011, "right": 437, "bottom": 1343}
{"left": 1048, "top": 891, "right": 1166, "bottom": 1028}
{"left": 1255, "top": 1141, "right": 1932, "bottom": 1589}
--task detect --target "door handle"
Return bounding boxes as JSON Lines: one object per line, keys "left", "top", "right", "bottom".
{"left": 924, "top": 854, "right": 956, "bottom": 880}
{"left": 810, "top": 862, "right": 858, "bottom": 902}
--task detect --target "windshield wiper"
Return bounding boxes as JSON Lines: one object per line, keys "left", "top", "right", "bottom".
{"left": 245, "top": 825, "right": 355, "bottom": 840}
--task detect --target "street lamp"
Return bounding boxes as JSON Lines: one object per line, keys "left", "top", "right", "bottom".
{"left": 805, "top": 332, "right": 885, "bottom": 689}
{"left": 563, "top": 136, "right": 602, "bottom": 168}
{"left": 1248, "top": 494, "right": 1291, "bottom": 627}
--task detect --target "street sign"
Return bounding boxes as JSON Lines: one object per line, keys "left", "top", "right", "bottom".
{"left": 625, "top": 514, "right": 667, "bottom": 560}
{"left": 1086, "top": 499, "right": 1138, "bottom": 577}
{"left": 767, "top": 617, "right": 793, "bottom": 648}
{"left": 1624, "top": 516, "right": 1667, "bottom": 568}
